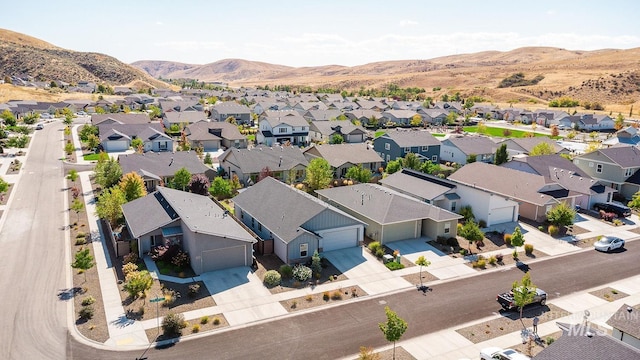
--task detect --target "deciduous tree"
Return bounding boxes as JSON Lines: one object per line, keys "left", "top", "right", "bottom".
{"left": 172, "top": 167, "right": 191, "bottom": 191}
{"left": 304, "top": 158, "right": 333, "bottom": 192}
{"left": 95, "top": 156, "right": 122, "bottom": 189}
{"left": 123, "top": 270, "right": 153, "bottom": 299}
{"left": 546, "top": 202, "right": 576, "bottom": 228}
{"left": 529, "top": 142, "right": 555, "bottom": 156}
{"left": 379, "top": 306, "right": 407, "bottom": 360}
{"left": 119, "top": 171, "right": 147, "bottom": 202}
{"left": 345, "top": 165, "right": 372, "bottom": 183}
{"left": 72, "top": 247, "right": 94, "bottom": 282}
{"left": 415, "top": 256, "right": 431, "bottom": 288}
{"left": 209, "top": 177, "right": 233, "bottom": 200}
{"left": 512, "top": 272, "right": 538, "bottom": 328}
{"left": 188, "top": 173, "right": 210, "bottom": 195}
{"left": 70, "top": 197, "right": 84, "bottom": 223}
{"left": 95, "top": 186, "right": 126, "bottom": 227}
{"left": 459, "top": 221, "right": 484, "bottom": 253}
{"left": 510, "top": 226, "right": 525, "bottom": 259}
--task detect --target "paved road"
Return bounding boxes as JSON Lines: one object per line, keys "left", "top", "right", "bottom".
{"left": 68, "top": 240, "right": 640, "bottom": 360}
{"left": 0, "top": 122, "right": 69, "bottom": 359}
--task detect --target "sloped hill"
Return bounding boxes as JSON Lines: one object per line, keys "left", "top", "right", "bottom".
{"left": 0, "top": 28, "right": 168, "bottom": 89}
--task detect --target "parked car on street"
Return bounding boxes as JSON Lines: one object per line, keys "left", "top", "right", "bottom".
{"left": 593, "top": 202, "right": 632, "bottom": 218}
{"left": 480, "top": 347, "right": 530, "bottom": 360}
{"left": 497, "top": 288, "right": 547, "bottom": 311}
{"left": 593, "top": 236, "right": 625, "bottom": 252}
{"left": 35, "top": 123, "right": 44, "bottom": 130}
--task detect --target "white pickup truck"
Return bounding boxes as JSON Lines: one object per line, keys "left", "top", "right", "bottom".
{"left": 480, "top": 347, "right": 531, "bottom": 360}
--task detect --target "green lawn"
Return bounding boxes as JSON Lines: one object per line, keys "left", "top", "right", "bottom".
{"left": 83, "top": 153, "right": 100, "bottom": 161}
{"left": 432, "top": 133, "right": 446, "bottom": 137}
{"left": 246, "top": 134, "right": 255, "bottom": 142}
{"left": 374, "top": 130, "right": 386, "bottom": 138}
{"left": 463, "top": 126, "right": 555, "bottom": 139}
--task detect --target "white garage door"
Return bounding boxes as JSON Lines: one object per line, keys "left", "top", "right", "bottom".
{"left": 488, "top": 207, "right": 516, "bottom": 226}
{"left": 319, "top": 228, "right": 358, "bottom": 252}
{"left": 201, "top": 245, "right": 246, "bottom": 273}
{"left": 104, "top": 140, "right": 128, "bottom": 152}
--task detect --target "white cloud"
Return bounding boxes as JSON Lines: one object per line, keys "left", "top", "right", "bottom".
{"left": 546, "top": 9, "right": 557, "bottom": 16}
{"left": 399, "top": 20, "right": 418, "bottom": 27}
{"left": 155, "top": 21, "right": 163, "bottom": 25}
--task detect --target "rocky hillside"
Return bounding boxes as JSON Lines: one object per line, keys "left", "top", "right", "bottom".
{"left": 132, "top": 59, "right": 293, "bottom": 82}
{"left": 0, "top": 28, "right": 168, "bottom": 89}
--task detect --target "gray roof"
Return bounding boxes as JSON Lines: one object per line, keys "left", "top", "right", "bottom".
{"left": 158, "top": 100, "right": 201, "bottom": 112}
{"left": 164, "top": 111, "right": 208, "bottom": 124}
{"left": 379, "top": 168, "right": 457, "bottom": 201}
{"left": 442, "top": 135, "right": 499, "bottom": 155}
{"left": 219, "top": 145, "right": 308, "bottom": 173}
{"left": 262, "top": 112, "right": 309, "bottom": 128}
{"left": 309, "top": 120, "right": 366, "bottom": 136}
{"left": 98, "top": 123, "right": 167, "bottom": 142}
{"left": 232, "top": 177, "right": 364, "bottom": 243}
{"left": 305, "top": 109, "right": 343, "bottom": 121}
{"left": 345, "top": 109, "right": 382, "bottom": 120}
{"left": 595, "top": 146, "right": 640, "bottom": 168}
{"left": 122, "top": 187, "right": 255, "bottom": 242}
{"left": 303, "top": 143, "right": 382, "bottom": 168}
{"left": 91, "top": 113, "right": 150, "bottom": 126}
{"left": 186, "top": 121, "right": 245, "bottom": 142}
{"left": 499, "top": 137, "right": 567, "bottom": 154}
{"left": 118, "top": 151, "right": 213, "bottom": 179}
{"left": 606, "top": 304, "right": 640, "bottom": 339}
{"left": 316, "top": 183, "right": 461, "bottom": 224}
{"left": 378, "top": 129, "right": 441, "bottom": 147}
{"left": 534, "top": 323, "right": 640, "bottom": 360}
{"left": 448, "top": 162, "right": 559, "bottom": 206}
{"left": 211, "top": 102, "right": 251, "bottom": 114}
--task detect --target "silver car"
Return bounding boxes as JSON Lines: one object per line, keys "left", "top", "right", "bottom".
{"left": 594, "top": 236, "right": 625, "bottom": 252}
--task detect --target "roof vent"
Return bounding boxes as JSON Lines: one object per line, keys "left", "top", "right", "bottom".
{"left": 586, "top": 331, "right": 594, "bottom": 338}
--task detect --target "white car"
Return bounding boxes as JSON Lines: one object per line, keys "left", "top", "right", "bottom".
{"left": 480, "top": 347, "right": 530, "bottom": 360}
{"left": 594, "top": 236, "right": 625, "bottom": 252}
{"left": 35, "top": 123, "right": 44, "bottom": 130}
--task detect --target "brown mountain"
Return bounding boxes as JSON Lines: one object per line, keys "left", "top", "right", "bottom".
{"left": 133, "top": 47, "right": 640, "bottom": 108}
{"left": 0, "top": 28, "right": 168, "bottom": 89}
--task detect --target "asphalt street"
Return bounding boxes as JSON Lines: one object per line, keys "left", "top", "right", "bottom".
{"left": 67, "top": 240, "right": 640, "bottom": 360}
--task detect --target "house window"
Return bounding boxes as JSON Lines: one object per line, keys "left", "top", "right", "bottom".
{"left": 239, "top": 210, "right": 243, "bottom": 219}
{"left": 444, "top": 222, "right": 451, "bottom": 234}
{"left": 258, "top": 223, "right": 262, "bottom": 231}
{"left": 432, "top": 155, "right": 438, "bottom": 162}
{"left": 421, "top": 146, "right": 429, "bottom": 152}
{"left": 404, "top": 147, "right": 411, "bottom": 153}
{"left": 596, "top": 164, "right": 602, "bottom": 173}
{"left": 451, "top": 201, "right": 457, "bottom": 212}
{"left": 386, "top": 154, "right": 390, "bottom": 162}
{"left": 300, "top": 243, "right": 308, "bottom": 257}
{"left": 385, "top": 143, "right": 390, "bottom": 150}
{"left": 625, "top": 168, "right": 633, "bottom": 177}
{"left": 251, "top": 218, "right": 255, "bottom": 228}
{"left": 278, "top": 128, "right": 287, "bottom": 133}
{"left": 159, "top": 142, "right": 168, "bottom": 150}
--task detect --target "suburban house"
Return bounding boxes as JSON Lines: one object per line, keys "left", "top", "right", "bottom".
{"left": 534, "top": 323, "right": 640, "bottom": 360}
{"left": 118, "top": 151, "right": 215, "bottom": 192}
{"left": 303, "top": 109, "right": 343, "bottom": 122}
{"left": 184, "top": 121, "right": 247, "bottom": 151}
{"left": 308, "top": 121, "right": 367, "bottom": 144}
{"left": 356, "top": 99, "right": 388, "bottom": 111}
{"left": 381, "top": 109, "right": 420, "bottom": 126}
{"left": 607, "top": 304, "right": 640, "bottom": 350}
{"left": 602, "top": 126, "right": 640, "bottom": 147}
{"left": 218, "top": 145, "right": 308, "bottom": 185}
{"left": 158, "top": 100, "right": 203, "bottom": 114}
{"left": 162, "top": 111, "right": 209, "bottom": 129}
{"left": 316, "top": 184, "right": 461, "bottom": 244}
{"left": 418, "top": 108, "right": 449, "bottom": 125}
{"left": 497, "top": 137, "right": 569, "bottom": 157}
{"left": 373, "top": 129, "right": 441, "bottom": 164}
{"left": 439, "top": 135, "right": 498, "bottom": 165}
{"left": 557, "top": 113, "right": 615, "bottom": 131}
{"left": 210, "top": 102, "right": 252, "bottom": 124}
{"left": 448, "top": 162, "right": 572, "bottom": 223}
{"left": 122, "top": 187, "right": 257, "bottom": 274}
{"left": 302, "top": 143, "right": 383, "bottom": 179}
{"left": 501, "top": 154, "right": 614, "bottom": 211}
{"left": 233, "top": 177, "right": 366, "bottom": 264}
{"left": 257, "top": 111, "right": 309, "bottom": 146}
{"left": 433, "top": 101, "right": 462, "bottom": 113}
{"left": 91, "top": 113, "right": 151, "bottom": 126}
{"left": 98, "top": 123, "right": 173, "bottom": 153}
{"left": 252, "top": 101, "right": 290, "bottom": 116}
{"left": 573, "top": 145, "right": 640, "bottom": 199}
{"left": 344, "top": 109, "right": 383, "bottom": 125}
{"left": 381, "top": 168, "right": 518, "bottom": 227}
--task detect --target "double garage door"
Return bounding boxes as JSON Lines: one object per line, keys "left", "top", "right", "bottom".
{"left": 319, "top": 228, "right": 359, "bottom": 252}
{"left": 201, "top": 245, "right": 247, "bottom": 273}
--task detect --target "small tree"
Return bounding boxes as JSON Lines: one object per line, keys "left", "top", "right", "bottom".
{"left": 459, "top": 205, "right": 475, "bottom": 222}
{"left": 459, "top": 221, "right": 484, "bottom": 253}
{"left": 494, "top": 143, "right": 508, "bottom": 165}
{"left": 209, "top": 177, "right": 233, "bottom": 200}
{"left": 70, "top": 197, "right": 84, "bottom": 223}
{"left": 379, "top": 306, "right": 408, "bottom": 360}
{"left": 162, "top": 312, "right": 187, "bottom": 337}
{"left": 402, "top": 153, "right": 422, "bottom": 170}
{"left": 512, "top": 272, "right": 537, "bottom": 328}
{"left": 72, "top": 247, "right": 94, "bottom": 282}
{"left": 546, "top": 202, "right": 576, "bottom": 228}
{"left": 510, "top": 226, "right": 525, "bottom": 259}
{"left": 123, "top": 270, "right": 153, "bottom": 299}
{"left": 0, "top": 177, "right": 8, "bottom": 195}
{"left": 529, "top": 142, "right": 555, "bottom": 156}
{"left": 258, "top": 166, "right": 273, "bottom": 182}
{"left": 628, "top": 191, "right": 640, "bottom": 210}
{"left": 304, "top": 158, "right": 333, "bottom": 192}
{"left": 95, "top": 157, "right": 122, "bottom": 189}
{"left": 345, "top": 164, "right": 372, "bottom": 183}
{"left": 203, "top": 152, "right": 213, "bottom": 165}
{"left": 95, "top": 186, "right": 126, "bottom": 227}
{"left": 130, "top": 138, "right": 143, "bottom": 151}
{"left": 466, "top": 154, "right": 477, "bottom": 164}
{"left": 172, "top": 167, "right": 191, "bottom": 191}
{"left": 311, "top": 250, "right": 322, "bottom": 276}
{"left": 415, "top": 255, "right": 431, "bottom": 288}
{"left": 189, "top": 173, "right": 210, "bottom": 195}
{"left": 64, "top": 141, "right": 75, "bottom": 155}
{"left": 119, "top": 171, "right": 147, "bottom": 202}
{"left": 66, "top": 169, "right": 78, "bottom": 187}
{"left": 330, "top": 134, "right": 344, "bottom": 144}
{"left": 384, "top": 159, "right": 402, "bottom": 175}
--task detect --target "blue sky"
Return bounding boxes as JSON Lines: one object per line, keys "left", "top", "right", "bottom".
{"left": 4, "top": 0, "right": 640, "bottom": 67}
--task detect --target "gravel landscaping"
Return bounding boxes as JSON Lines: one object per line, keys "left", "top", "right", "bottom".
{"left": 589, "top": 286, "right": 629, "bottom": 302}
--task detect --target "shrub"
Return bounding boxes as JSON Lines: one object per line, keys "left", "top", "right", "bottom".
{"left": 305, "top": 294, "right": 313, "bottom": 302}
{"left": 331, "top": 291, "right": 343, "bottom": 300}
{"left": 488, "top": 256, "right": 497, "bottom": 265}
{"left": 292, "top": 264, "right": 312, "bottom": 282}
{"left": 291, "top": 300, "right": 297, "bottom": 308}
{"left": 192, "top": 324, "right": 200, "bottom": 333}
{"left": 75, "top": 237, "right": 86, "bottom": 245}
{"left": 76, "top": 232, "right": 86, "bottom": 238}
{"left": 123, "top": 252, "right": 138, "bottom": 265}
{"left": 81, "top": 296, "right": 96, "bottom": 306}
{"left": 495, "top": 253, "right": 504, "bottom": 263}
{"left": 162, "top": 288, "right": 179, "bottom": 307}
{"left": 138, "top": 305, "right": 145, "bottom": 316}
{"left": 473, "top": 259, "right": 487, "bottom": 268}
{"left": 368, "top": 241, "right": 381, "bottom": 253}
{"left": 459, "top": 248, "right": 468, "bottom": 256}
{"left": 213, "top": 317, "right": 220, "bottom": 325}
{"left": 478, "top": 219, "right": 487, "bottom": 228}
{"left": 122, "top": 262, "right": 138, "bottom": 277}
{"left": 512, "top": 249, "right": 518, "bottom": 259}
{"left": 279, "top": 264, "right": 293, "bottom": 279}
{"left": 385, "top": 261, "right": 405, "bottom": 271}
{"left": 188, "top": 283, "right": 201, "bottom": 297}
{"left": 538, "top": 225, "right": 545, "bottom": 231}
{"left": 79, "top": 305, "right": 94, "bottom": 319}
{"left": 323, "top": 291, "right": 330, "bottom": 301}
{"left": 200, "top": 316, "right": 209, "bottom": 324}
{"left": 546, "top": 337, "right": 555, "bottom": 345}
{"left": 171, "top": 250, "right": 190, "bottom": 268}
{"left": 375, "top": 248, "right": 385, "bottom": 258}
{"left": 162, "top": 312, "right": 187, "bottom": 336}
{"left": 504, "top": 233, "right": 512, "bottom": 246}
{"left": 548, "top": 225, "right": 559, "bottom": 236}
{"left": 436, "top": 236, "right": 448, "bottom": 245}
{"left": 613, "top": 219, "right": 623, "bottom": 226}
{"left": 446, "top": 237, "right": 459, "bottom": 247}
{"left": 263, "top": 270, "right": 281, "bottom": 287}
{"left": 524, "top": 243, "right": 534, "bottom": 255}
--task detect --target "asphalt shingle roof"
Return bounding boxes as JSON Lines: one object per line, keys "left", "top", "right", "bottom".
{"left": 379, "top": 168, "right": 457, "bottom": 201}
{"left": 303, "top": 143, "right": 382, "bottom": 168}
{"left": 379, "top": 129, "right": 441, "bottom": 147}
{"left": 219, "top": 145, "right": 308, "bottom": 173}
{"left": 596, "top": 146, "right": 640, "bottom": 168}
{"left": 118, "top": 151, "right": 212, "bottom": 179}
{"left": 606, "top": 304, "right": 640, "bottom": 339}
